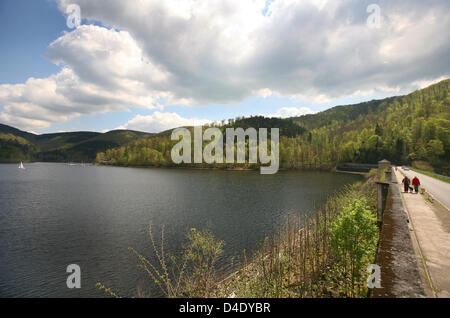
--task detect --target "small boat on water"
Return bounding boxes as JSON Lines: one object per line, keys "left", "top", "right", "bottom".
{"left": 18, "top": 161, "right": 25, "bottom": 170}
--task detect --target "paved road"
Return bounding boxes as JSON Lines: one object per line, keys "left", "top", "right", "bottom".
{"left": 398, "top": 167, "right": 450, "bottom": 210}
{"left": 394, "top": 169, "right": 450, "bottom": 297}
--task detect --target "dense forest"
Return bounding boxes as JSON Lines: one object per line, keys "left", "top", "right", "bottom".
{"left": 0, "top": 124, "right": 152, "bottom": 163}
{"left": 0, "top": 132, "right": 37, "bottom": 163}
{"left": 293, "top": 79, "right": 450, "bottom": 174}
{"left": 96, "top": 79, "right": 450, "bottom": 175}
{"left": 1, "top": 79, "right": 449, "bottom": 174}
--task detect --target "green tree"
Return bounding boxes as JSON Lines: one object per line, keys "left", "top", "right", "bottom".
{"left": 427, "top": 139, "right": 445, "bottom": 163}
{"left": 329, "top": 199, "right": 378, "bottom": 297}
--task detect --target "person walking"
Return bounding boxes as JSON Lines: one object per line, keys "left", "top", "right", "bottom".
{"left": 412, "top": 176, "right": 420, "bottom": 193}
{"left": 402, "top": 176, "right": 410, "bottom": 193}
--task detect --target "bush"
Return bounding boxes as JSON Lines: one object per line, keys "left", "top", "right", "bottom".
{"left": 217, "top": 183, "right": 378, "bottom": 298}
{"left": 128, "top": 224, "right": 224, "bottom": 298}
{"left": 183, "top": 228, "right": 224, "bottom": 297}
{"left": 100, "top": 182, "right": 378, "bottom": 298}
{"left": 328, "top": 199, "right": 378, "bottom": 297}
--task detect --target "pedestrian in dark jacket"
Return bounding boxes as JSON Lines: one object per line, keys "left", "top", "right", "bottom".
{"left": 402, "top": 176, "right": 410, "bottom": 193}
{"left": 412, "top": 176, "right": 420, "bottom": 193}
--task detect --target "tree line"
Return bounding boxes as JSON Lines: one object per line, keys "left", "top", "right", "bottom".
{"left": 96, "top": 79, "right": 450, "bottom": 175}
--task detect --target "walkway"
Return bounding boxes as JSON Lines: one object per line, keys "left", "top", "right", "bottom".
{"left": 394, "top": 169, "right": 450, "bottom": 298}
{"left": 399, "top": 167, "right": 450, "bottom": 210}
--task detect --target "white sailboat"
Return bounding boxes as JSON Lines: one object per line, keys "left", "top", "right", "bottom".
{"left": 18, "top": 161, "right": 25, "bottom": 170}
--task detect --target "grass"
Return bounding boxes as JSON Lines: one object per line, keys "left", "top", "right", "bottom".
{"left": 409, "top": 167, "right": 450, "bottom": 185}
{"left": 412, "top": 161, "right": 435, "bottom": 173}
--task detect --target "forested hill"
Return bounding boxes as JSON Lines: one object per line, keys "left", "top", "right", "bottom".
{"left": 2, "top": 79, "right": 449, "bottom": 174}
{"left": 0, "top": 124, "right": 152, "bottom": 163}
{"left": 292, "top": 79, "right": 450, "bottom": 174}
{"left": 96, "top": 79, "right": 449, "bottom": 175}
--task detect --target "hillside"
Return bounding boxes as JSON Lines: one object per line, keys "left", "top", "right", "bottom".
{"left": 2, "top": 79, "right": 449, "bottom": 173}
{"left": 292, "top": 79, "right": 450, "bottom": 174}
{"left": 0, "top": 125, "right": 152, "bottom": 163}
{"left": 96, "top": 79, "right": 450, "bottom": 175}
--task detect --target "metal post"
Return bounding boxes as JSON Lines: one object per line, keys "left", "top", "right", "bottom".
{"left": 377, "top": 183, "right": 383, "bottom": 223}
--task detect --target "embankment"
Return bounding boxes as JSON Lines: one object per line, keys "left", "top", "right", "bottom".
{"left": 372, "top": 170, "right": 426, "bottom": 297}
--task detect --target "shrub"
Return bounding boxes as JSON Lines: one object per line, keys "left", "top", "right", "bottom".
{"left": 183, "top": 228, "right": 224, "bottom": 297}
{"left": 328, "top": 199, "right": 378, "bottom": 297}
{"left": 129, "top": 224, "right": 224, "bottom": 298}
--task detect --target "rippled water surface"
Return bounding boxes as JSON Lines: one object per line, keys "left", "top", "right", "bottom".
{"left": 0, "top": 163, "right": 362, "bottom": 297}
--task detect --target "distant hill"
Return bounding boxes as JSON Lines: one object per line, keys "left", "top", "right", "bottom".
{"left": 224, "top": 116, "right": 307, "bottom": 137}
{"left": 2, "top": 79, "right": 449, "bottom": 174}
{"left": 96, "top": 79, "right": 450, "bottom": 175}
{"left": 0, "top": 124, "right": 153, "bottom": 163}
{"left": 0, "top": 126, "right": 37, "bottom": 163}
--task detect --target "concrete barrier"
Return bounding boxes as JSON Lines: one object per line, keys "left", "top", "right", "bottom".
{"left": 372, "top": 170, "right": 427, "bottom": 298}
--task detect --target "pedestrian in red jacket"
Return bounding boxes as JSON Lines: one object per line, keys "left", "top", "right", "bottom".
{"left": 412, "top": 176, "right": 420, "bottom": 193}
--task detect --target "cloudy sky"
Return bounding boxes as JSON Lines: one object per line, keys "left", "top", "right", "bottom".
{"left": 0, "top": 0, "right": 449, "bottom": 134}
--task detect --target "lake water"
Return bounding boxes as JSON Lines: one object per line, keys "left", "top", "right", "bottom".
{"left": 0, "top": 163, "right": 362, "bottom": 297}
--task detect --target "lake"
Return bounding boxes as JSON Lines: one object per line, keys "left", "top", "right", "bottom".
{"left": 0, "top": 163, "right": 362, "bottom": 297}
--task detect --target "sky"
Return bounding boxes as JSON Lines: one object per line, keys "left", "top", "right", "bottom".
{"left": 0, "top": 0, "right": 449, "bottom": 134}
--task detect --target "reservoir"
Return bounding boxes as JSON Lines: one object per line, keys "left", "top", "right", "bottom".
{"left": 0, "top": 163, "right": 362, "bottom": 297}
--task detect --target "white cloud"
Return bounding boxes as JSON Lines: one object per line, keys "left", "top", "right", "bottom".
{"left": 411, "top": 76, "right": 449, "bottom": 90}
{"left": 54, "top": 0, "right": 450, "bottom": 103}
{"left": 1, "top": 0, "right": 449, "bottom": 131}
{"left": 254, "top": 88, "right": 274, "bottom": 98}
{"left": 268, "top": 106, "right": 316, "bottom": 118}
{"left": 0, "top": 25, "right": 171, "bottom": 129}
{"left": 116, "top": 112, "right": 211, "bottom": 133}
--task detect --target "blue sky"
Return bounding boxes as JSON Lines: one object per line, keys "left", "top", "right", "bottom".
{"left": 0, "top": 0, "right": 64, "bottom": 84}
{"left": 0, "top": 0, "right": 448, "bottom": 134}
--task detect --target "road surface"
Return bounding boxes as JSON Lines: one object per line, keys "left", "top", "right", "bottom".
{"left": 398, "top": 167, "right": 450, "bottom": 210}
{"left": 394, "top": 169, "right": 450, "bottom": 297}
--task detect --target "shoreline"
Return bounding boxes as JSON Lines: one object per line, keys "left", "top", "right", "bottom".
{"left": 212, "top": 173, "right": 377, "bottom": 298}
{"left": 5, "top": 161, "right": 375, "bottom": 174}
{"left": 95, "top": 162, "right": 337, "bottom": 172}
{"left": 4, "top": 161, "right": 379, "bottom": 179}
{"left": 335, "top": 169, "right": 369, "bottom": 176}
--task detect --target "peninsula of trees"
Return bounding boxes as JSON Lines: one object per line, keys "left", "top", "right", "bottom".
{"left": 96, "top": 79, "right": 450, "bottom": 175}
{"left": 1, "top": 79, "right": 449, "bottom": 175}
